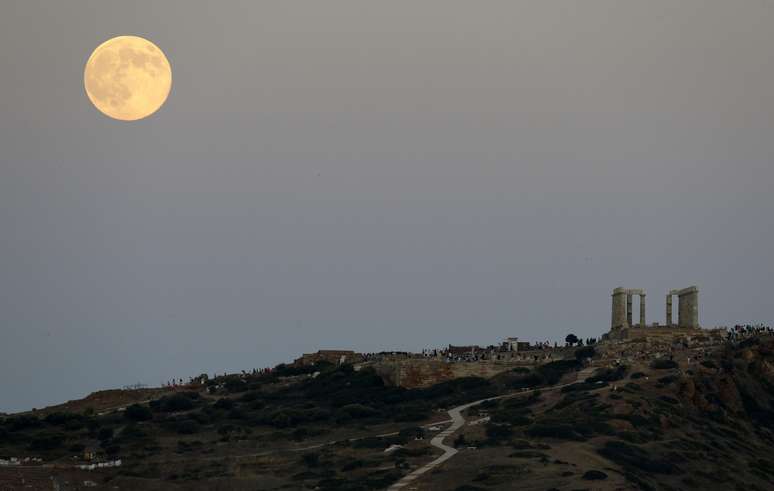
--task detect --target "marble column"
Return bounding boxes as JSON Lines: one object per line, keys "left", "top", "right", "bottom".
{"left": 611, "top": 288, "right": 628, "bottom": 329}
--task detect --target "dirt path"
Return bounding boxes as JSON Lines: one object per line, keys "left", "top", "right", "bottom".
{"left": 388, "top": 370, "right": 603, "bottom": 490}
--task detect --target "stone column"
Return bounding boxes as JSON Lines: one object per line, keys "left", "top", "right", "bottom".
{"left": 639, "top": 293, "right": 646, "bottom": 327}
{"left": 626, "top": 294, "right": 633, "bottom": 327}
{"left": 666, "top": 294, "right": 672, "bottom": 327}
{"left": 677, "top": 286, "right": 699, "bottom": 329}
{"left": 611, "top": 288, "right": 628, "bottom": 329}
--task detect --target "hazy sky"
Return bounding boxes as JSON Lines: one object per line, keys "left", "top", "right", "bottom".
{"left": 2, "top": 1, "right": 773, "bottom": 412}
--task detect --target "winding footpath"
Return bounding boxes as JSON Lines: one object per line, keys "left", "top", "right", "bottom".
{"left": 388, "top": 367, "right": 599, "bottom": 490}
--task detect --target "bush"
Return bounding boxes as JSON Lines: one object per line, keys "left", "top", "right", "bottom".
{"left": 6, "top": 415, "right": 42, "bottom": 431}
{"left": 239, "top": 391, "right": 262, "bottom": 403}
{"left": 44, "top": 412, "right": 82, "bottom": 426}
{"left": 69, "top": 443, "right": 86, "bottom": 453}
{"left": 398, "top": 426, "right": 424, "bottom": 440}
{"left": 175, "top": 419, "right": 200, "bottom": 435}
{"left": 598, "top": 440, "right": 678, "bottom": 474}
{"left": 156, "top": 394, "right": 196, "bottom": 413}
{"left": 561, "top": 382, "right": 606, "bottom": 393}
{"left": 336, "top": 404, "right": 379, "bottom": 421}
{"left": 650, "top": 359, "right": 678, "bottom": 370}
{"left": 393, "top": 406, "right": 430, "bottom": 422}
{"left": 630, "top": 372, "right": 646, "bottom": 379}
{"left": 213, "top": 398, "right": 236, "bottom": 410}
{"left": 700, "top": 360, "right": 717, "bottom": 369}
{"left": 262, "top": 407, "right": 331, "bottom": 428}
{"left": 657, "top": 375, "right": 678, "bottom": 386}
{"left": 118, "top": 424, "right": 147, "bottom": 440}
{"left": 29, "top": 432, "right": 65, "bottom": 451}
{"left": 105, "top": 444, "right": 121, "bottom": 456}
{"left": 526, "top": 423, "right": 586, "bottom": 441}
{"left": 97, "top": 427, "right": 114, "bottom": 441}
{"left": 224, "top": 378, "right": 248, "bottom": 393}
{"left": 485, "top": 424, "right": 513, "bottom": 441}
{"left": 586, "top": 366, "right": 627, "bottom": 383}
{"left": 536, "top": 360, "right": 581, "bottom": 385}
{"left": 301, "top": 452, "right": 320, "bottom": 467}
{"left": 575, "top": 346, "right": 596, "bottom": 361}
{"left": 125, "top": 404, "right": 153, "bottom": 422}
{"left": 510, "top": 373, "right": 545, "bottom": 390}
{"left": 583, "top": 470, "right": 608, "bottom": 480}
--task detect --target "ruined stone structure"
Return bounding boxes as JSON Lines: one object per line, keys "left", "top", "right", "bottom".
{"left": 667, "top": 286, "right": 699, "bottom": 329}
{"left": 611, "top": 288, "right": 646, "bottom": 329}
{"left": 611, "top": 285, "right": 699, "bottom": 330}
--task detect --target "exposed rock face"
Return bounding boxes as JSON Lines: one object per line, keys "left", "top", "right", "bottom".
{"left": 372, "top": 359, "right": 539, "bottom": 388}
{"left": 678, "top": 337, "right": 774, "bottom": 425}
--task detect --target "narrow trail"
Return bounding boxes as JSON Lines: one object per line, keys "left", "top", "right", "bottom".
{"left": 388, "top": 367, "right": 601, "bottom": 490}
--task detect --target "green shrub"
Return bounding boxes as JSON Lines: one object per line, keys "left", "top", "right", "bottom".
{"left": 214, "top": 398, "right": 235, "bottom": 410}
{"left": 105, "top": 444, "right": 121, "bottom": 456}
{"left": 69, "top": 443, "right": 86, "bottom": 453}
{"left": 618, "top": 431, "right": 649, "bottom": 443}
{"left": 398, "top": 426, "right": 424, "bottom": 440}
{"left": 239, "top": 391, "right": 262, "bottom": 402}
{"left": 586, "top": 366, "right": 627, "bottom": 383}
{"left": 118, "top": 424, "right": 147, "bottom": 440}
{"left": 630, "top": 372, "right": 646, "bottom": 379}
{"left": 574, "top": 346, "right": 596, "bottom": 361}
{"left": 125, "top": 404, "right": 153, "bottom": 422}
{"left": 342, "top": 459, "right": 365, "bottom": 471}
{"left": 156, "top": 394, "right": 196, "bottom": 412}
{"left": 485, "top": 423, "right": 513, "bottom": 441}
{"left": 224, "top": 378, "right": 248, "bottom": 393}
{"left": 6, "top": 415, "right": 42, "bottom": 431}
{"left": 561, "top": 382, "right": 606, "bottom": 393}
{"left": 29, "top": 432, "right": 66, "bottom": 451}
{"left": 336, "top": 404, "right": 379, "bottom": 421}
{"left": 98, "top": 427, "right": 114, "bottom": 441}
{"left": 44, "top": 412, "right": 82, "bottom": 426}
{"left": 510, "top": 373, "right": 544, "bottom": 390}
{"left": 526, "top": 423, "right": 586, "bottom": 441}
{"left": 175, "top": 419, "right": 199, "bottom": 435}
{"left": 393, "top": 406, "right": 430, "bottom": 422}
{"left": 598, "top": 440, "right": 678, "bottom": 474}
{"left": 650, "top": 359, "right": 678, "bottom": 370}
{"left": 583, "top": 470, "right": 608, "bottom": 480}
{"left": 536, "top": 360, "right": 581, "bottom": 385}
{"left": 657, "top": 375, "right": 678, "bottom": 386}
{"left": 658, "top": 395, "right": 679, "bottom": 405}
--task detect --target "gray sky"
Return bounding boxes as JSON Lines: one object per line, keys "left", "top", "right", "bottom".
{"left": 1, "top": 1, "right": 773, "bottom": 412}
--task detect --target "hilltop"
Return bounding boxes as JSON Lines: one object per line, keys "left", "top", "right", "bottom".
{"left": 1, "top": 332, "right": 774, "bottom": 490}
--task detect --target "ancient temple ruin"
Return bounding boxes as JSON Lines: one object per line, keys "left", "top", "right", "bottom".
{"left": 611, "top": 286, "right": 698, "bottom": 330}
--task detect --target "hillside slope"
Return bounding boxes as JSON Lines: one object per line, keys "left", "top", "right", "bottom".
{"left": 1, "top": 336, "right": 773, "bottom": 490}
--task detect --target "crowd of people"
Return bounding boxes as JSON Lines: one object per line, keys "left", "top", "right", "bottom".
{"left": 724, "top": 324, "right": 773, "bottom": 342}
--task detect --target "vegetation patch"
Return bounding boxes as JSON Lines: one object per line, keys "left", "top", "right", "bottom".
{"left": 526, "top": 423, "right": 587, "bottom": 441}
{"left": 598, "top": 440, "right": 679, "bottom": 474}
{"left": 583, "top": 469, "right": 608, "bottom": 480}
{"left": 586, "top": 365, "right": 627, "bottom": 383}
{"left": 650, "top": 359, "right": 679, "bottom": 370}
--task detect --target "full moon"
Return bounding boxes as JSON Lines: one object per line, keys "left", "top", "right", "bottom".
{"left": 84, "top": 36, "right": 172, "bottom": 121}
